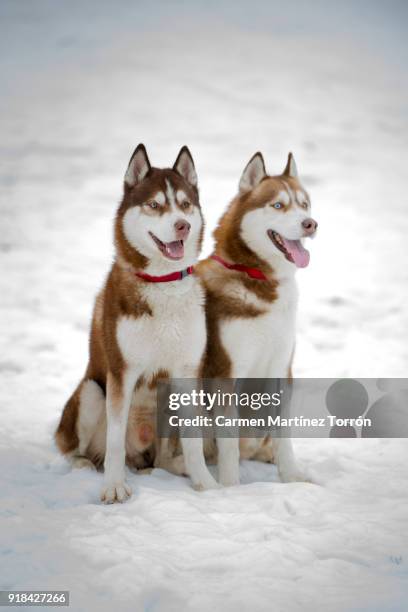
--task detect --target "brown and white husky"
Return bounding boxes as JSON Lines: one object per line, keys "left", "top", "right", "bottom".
{"left": 55, "top": 144, "right": 220, "bottom": 502}
{"left": 197, "top": 152, "right": 318, "bottom": 485}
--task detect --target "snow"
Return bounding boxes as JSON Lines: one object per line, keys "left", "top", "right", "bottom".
{"left": 1, "top": 1, "right": 408, "bottom": 610}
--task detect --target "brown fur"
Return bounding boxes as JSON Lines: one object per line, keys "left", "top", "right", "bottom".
{"left": 116, "top": 168, "right": 202, "bottom": 269}
{"left": 197, "top": 166, "right": 304, "bottom": 464}
{"left": 55, "top": 157, "right": 201, "bottom": 461}
{"left": 55, "top": 386, "right": 80, "bottom": 454}
{"left": 197, "top": 174, "right": 293, "bottom": 379}
{"left": 199, "top": 272, "right": 267, "bottom": 378}
{"left": 211, "top": 175, "right": 306, "bottom": 272}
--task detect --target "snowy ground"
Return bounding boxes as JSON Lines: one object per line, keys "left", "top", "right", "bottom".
{"left": 1, "top": 1, "right": 408, "bottom": 610}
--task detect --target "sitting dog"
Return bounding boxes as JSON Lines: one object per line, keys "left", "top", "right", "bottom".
{"left": 55, "top": 144, "right": 219, "bottom": 502}
{"left": 197, "top": 152, "right": 318, "bottom": 484}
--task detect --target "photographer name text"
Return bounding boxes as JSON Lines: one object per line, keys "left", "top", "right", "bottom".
{"left": 167, "top": 415, "right": 372, "bottom": 428}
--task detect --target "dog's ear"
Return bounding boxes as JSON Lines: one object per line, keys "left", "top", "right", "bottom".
{"left": 239, "top": 152, "right": 266, "bottom": 193}
{"left": 283, "top": 152, "right": 298, "bottom": 178}
{"left": 173, "top": 146, "right": 198, "bottom": 188}
{"left": 125, "top": 144, "right": 151, "bottom": 187}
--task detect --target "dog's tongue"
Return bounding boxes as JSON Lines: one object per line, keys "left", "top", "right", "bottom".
{"left": 165, "top": 240, "right": 184, "bottom": 259}
{"left": 282, "top": 239, "right": 310, "bottom": 268}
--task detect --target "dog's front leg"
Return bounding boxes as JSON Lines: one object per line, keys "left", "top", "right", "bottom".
{"left": 101, "top": 370, "right": 138, "bottom": 503}
{"left": 217, "top": 437, "right": 240, "bottom": 487}
{"left": 274, "top": 437, "right": 310, "bottom": 483}
{"left": 215, "top": 380, "right": 240, "bottom": 487}
{"left": 180, "top": 437, "right": 220, "bottom": 490}
{"left": 172, "top": 374, "right": 220, "bottom": 491}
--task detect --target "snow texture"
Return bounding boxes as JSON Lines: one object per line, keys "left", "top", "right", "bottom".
{"left": 1, "top": 1, "right": 408, "bottom": 610}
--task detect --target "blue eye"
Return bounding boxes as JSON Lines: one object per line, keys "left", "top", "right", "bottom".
{"left": 273, "top": 202, "right": 283, "bottom": 209}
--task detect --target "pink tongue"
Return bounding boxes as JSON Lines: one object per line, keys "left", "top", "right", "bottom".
{"left": 282, "top": 239, "right": 310, "bottom": 268}
{"left": 165, "top": 240, "right": 184, "bottom": 259}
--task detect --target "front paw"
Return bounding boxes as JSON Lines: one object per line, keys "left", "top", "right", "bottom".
{"left": 101, "top": 480, "right": 132, "bottom": 504}
{"left": 72, "top": 456, "right": 97, "bottom": 471}
{"left": 220, "top": 476, "right": 240, "bottom": 487}
{"left": 279, "top": 468, "right": 312, "bottom": 484}
{"left": 218, "top": 459, "right": 240, "bottom": 487}
{"left": 192, "top": 475, "right": 222, "bottom": 491}
{"left": 219, "top": 469, "right": 240, "bottom": 487}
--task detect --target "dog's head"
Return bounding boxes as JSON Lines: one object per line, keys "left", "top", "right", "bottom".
{"left": 115, "top": 144, "right": 203, "bottom": 272}
{"left": 215, "top": 153, "right": 317, "bottom": 273}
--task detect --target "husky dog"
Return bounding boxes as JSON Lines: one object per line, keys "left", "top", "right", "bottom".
{"left": 197, "top": 152, "right": 318, "bottom": 484}
{"left": 55, "top": 144, "right": 219, "bottom": 502}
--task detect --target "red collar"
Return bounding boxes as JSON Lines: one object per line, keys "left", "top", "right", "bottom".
{"left": 211, "top": 255, "right": 268, "bottom": 281}
{"left": 135, "top": 265, "right": 194, "bottom": 283}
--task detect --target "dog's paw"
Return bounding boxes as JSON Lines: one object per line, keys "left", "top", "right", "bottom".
{"left": 219, "top": 476, "right": 240, "bottom": 487}
{"left": 168, "top": 454, "right": 188, "bottom": 476}
{"left": 218, "top": 461, "right": 239, "bottom": 487}
{"left": 279, "top": 468, "right": 312, "bottom": 484}
{"left": 192, "top": 477, "right": 222, "bottom": 491}
{"left": 219, "top": 469, "right": 240, "bottom": 487}
{"left": 72, "top": 456, "right": 97, "bottom": 471}
{"left": 101, "top": 481, "right": 132, "bottom": 504}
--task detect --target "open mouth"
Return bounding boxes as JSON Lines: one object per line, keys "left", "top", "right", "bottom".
{"left": 149, "top": 232, "right": 184, "bottom": 260}
{"left": 267, "top": 230, "right": 310, "bottom": 268}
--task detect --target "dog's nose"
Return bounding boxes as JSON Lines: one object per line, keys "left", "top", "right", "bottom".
{"left": 302, "top": 217, "right": 318, "bottom": 236}
{"left": 174, "top": 219, "right": 191, "bottom": 239}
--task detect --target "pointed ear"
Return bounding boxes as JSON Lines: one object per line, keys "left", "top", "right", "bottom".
{"left": 173, "top": 146, "right": 198, "bottom": 187}
{"left": 239, "top": 152, "right": 266, "bottom": 193}
{"left": 124, "top": 144, "right": 151, "bottom": 187}
{"left": 283, "top": 152, "right": 298, "bottom": 178}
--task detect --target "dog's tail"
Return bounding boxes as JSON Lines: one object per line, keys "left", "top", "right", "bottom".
{"left": 55, "top": 385, "right": 81, "bottom": 455}
{"left": 55, "top": 378, "right": 106, "bottom": 457}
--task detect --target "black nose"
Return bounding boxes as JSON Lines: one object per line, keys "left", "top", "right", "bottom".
{"left": 302, "top": 218, "right": 318, "bottom": 236}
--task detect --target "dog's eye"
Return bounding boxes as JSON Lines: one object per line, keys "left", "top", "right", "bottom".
{"left": 301, "top": 201, "right": 309, "bottom": 209}
{"left": 272, "top": 202, "right": 283, "bottom": 209}
{"left": 182, "top": 200, "right": 191, "bottom": 209}
{"left": 148, "top": 201, "right": 158, "bottom": 209}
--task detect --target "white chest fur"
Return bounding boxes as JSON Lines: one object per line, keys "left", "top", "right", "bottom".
{"left": 220, "top": 276, "right": 298, "bottom": 378}
{"left": 116, "top": 277, "right": 206, "bottom": 378}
